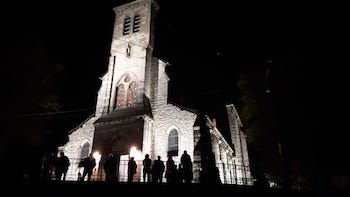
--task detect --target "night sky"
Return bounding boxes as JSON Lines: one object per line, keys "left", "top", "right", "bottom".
{"left": 2, "top": 0, "right": 347, "bottom": 188}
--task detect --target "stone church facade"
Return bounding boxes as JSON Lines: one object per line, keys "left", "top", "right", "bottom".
{"left": 60, "top": 0, "right": 252, "bottom": 184}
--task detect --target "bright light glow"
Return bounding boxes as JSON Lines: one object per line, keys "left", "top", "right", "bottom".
{"left": 130, "top": 146, "right": 142, "bottom": 160}
{"left": 130, "top": 146, "right": 137, "bottom": 155}
{"left": 93, "top": 151, "right": 101, "bottom": 160}
{"left": 92, "top": 151, "right": 102, "bottom": 180}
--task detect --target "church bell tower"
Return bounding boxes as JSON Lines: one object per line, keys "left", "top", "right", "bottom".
{"left": 95, "top": 0, "right": 159, "bottom": 116}
{"left": 92, "top": 0, "right": 160, "bottom": 158}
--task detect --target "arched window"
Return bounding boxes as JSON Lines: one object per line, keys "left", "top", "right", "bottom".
{"left": 127, "top": 81, "right": 137, "bottom": 106}
{"left": 80, "top": 142, "right": 90, "bottom": 159}
{"left": 115, "top": 74, "right": 138, "bottom": 109}
{"left": 168, "top": 129, "right": 178, "bottom": 156}
{"left": 116, "top": 84, "right": 125, "bottom": 109}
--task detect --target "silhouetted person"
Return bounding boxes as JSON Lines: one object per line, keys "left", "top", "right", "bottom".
{"left": 152, "top": 156, "right": 165, "bottom": 183}
{"left": 55, "top": 152, "right": 70, "bottom": 181}
{"left": 199, "top": 152, "right": 220, "bottom": 184}
{"left": 104, "top": 153, "right": 118, "bottom": 182}
{"left": 127, "top": 157, "right": 137, "bottom": 183}
{"left": 180, "top": 150, "right": 193, "bottom": 183}
{"left": 215, "top": 167, "right": 222, "bottom": 184}
{"left": 142, "top": 154, "right": 152, "bottom": 182}
{"left": 165, "top": 155, "right": 177, "bottom": 184}
{"left": 177, "top": 164, "right": 184, "bottom": 183}
{"left": 41, "top": 152, "right": 56, "bottom": 180}
{"left": 82, "top": 153, "right": 96, "bottom": 181}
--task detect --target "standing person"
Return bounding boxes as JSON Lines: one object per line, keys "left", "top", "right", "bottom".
{"left": 180, "top": 150, "right": 193, "bottom": 183}
{"left": 55, "top": 152, "right": 70, "bottom": 181}
{"left": 165, "top": 155, "right": 176, "bottom": 183}
{"left": 177, "top": 164, "right": 183, "bottom": 183}
{"left": 41, "top": 152, "right": 56, "bottom": 180}
{"left": 152, "top": 156, "right": 165, "bottom": 183}
{"left": 104, "top": 153, "right": 117, "bottom": 182}
{"left": 127, "top": 157, "right": 137, "bottom": 183}
{"left": 82, "top": 153, "right": 96, "bottom": 181}
{"left": 142, "top": 154, "right": 152, "bottom": 182}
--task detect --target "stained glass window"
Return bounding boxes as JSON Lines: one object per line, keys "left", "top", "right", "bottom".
{"left": 115, "top": 74, "right": 138, "bottom": 109}
{"left": 127, "top": 81, "right": 137, "bottom": 107}
{"left": 116, "top": 84, "right": 125, "bottom": 109}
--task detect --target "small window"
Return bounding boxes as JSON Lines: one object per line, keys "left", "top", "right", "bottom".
{"left": 133, "top": 15, "right": 141, "bottom": 33}
{"left": 126, "top": 44, "right": 131, "bottom": 57}
{"left": 123, "top": 17, "right": 131, "bottom": 35}
{"left": 168, "top": 129, "right": 178, "bottom": 156}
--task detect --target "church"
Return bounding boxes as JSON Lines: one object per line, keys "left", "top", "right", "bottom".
{"left": 60, "top": 0, "right": 252, "bottom": 184}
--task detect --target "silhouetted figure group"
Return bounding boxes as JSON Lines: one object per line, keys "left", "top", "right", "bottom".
{"left": 77, "top": 151, "right": 191, "bottom": 183}
{"left": 41, "top": 151, "right": 71, "bottom": 181}
{"left": 41, "top": 150, "right": 196, "bottom": 183}
{"left": 126, "top": 150, "right": 193, "bottom": 184}
{"left": 165, "top": 151, "right": 193, "bottom": 184}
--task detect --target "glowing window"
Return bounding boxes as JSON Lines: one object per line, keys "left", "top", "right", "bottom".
{"left": 116, "top": 84, "right": 125, "bottom": 109}
{"left": 168, "top": 129, "right": 178, "bottom": 156}
{"left": 133, "top": 15, "right": 141, "bottom": 33}
{"left": 127, "top": 81, "right": 137, "bottom": 107}
{"left": 115, "top": 74, "right": 138, "bottom": 109}
{"left": 80, "top": 142, "right": 90, "bottom": 159}
{"left": 123, "top": 17, "right": 131, "bottom": 35}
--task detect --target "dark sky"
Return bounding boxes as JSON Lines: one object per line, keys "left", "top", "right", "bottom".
{"left": 2, "top": 0, "right": 347, "bottom": 187}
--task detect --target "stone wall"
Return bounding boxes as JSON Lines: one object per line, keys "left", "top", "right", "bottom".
{"left": 226, "top": 104, "right": 253, "bottom": 185}
{"left": 60, "top": 116, "right": 99, "bottom": 180}
{"left": 152, "top": 104, "right": 197, "bottom": 163}
{"left": 58, "top": 0, "right": 200, "bottom": 183}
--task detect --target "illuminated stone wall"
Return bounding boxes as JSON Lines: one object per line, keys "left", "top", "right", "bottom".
{"left": 143, "top": 57, "right": 197, "bottom": 180}
{"left": 97, "top": 0, "right": 156, "bottom": 115}
{"left": 59, "top": 117, "right": 98, "bottom": 181}
{"left": 151, "top": 104, "right": 197, "bottom": 162}
{"left": 60, "top": 0, "right": 199, "bottom": 182}
{"left": 226, "top": 104, "right": 253, "bottom": 185}
{"left": 207, "top": 116, "right": 237, "bottom": 184}
{"left": 58, "top": 0, "right": 251, "bottom": 185}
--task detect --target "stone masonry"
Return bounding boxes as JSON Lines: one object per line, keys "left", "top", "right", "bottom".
{"left": 59, "top": 0, "right": 251, "bottom": 185}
